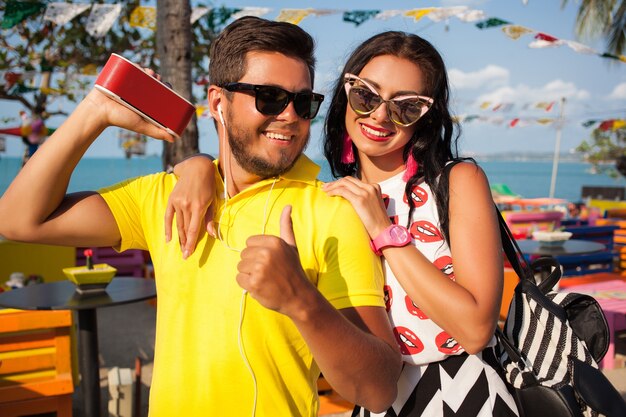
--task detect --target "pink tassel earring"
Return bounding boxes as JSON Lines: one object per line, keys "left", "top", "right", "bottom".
{"left": 341, "top": 132, "right": 355, "bottom": 164}
{"left": 402, "top": 153, "right": 418, "bottom": 182}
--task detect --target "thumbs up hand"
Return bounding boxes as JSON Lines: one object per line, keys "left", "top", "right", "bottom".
{"left": 236, "top": 205, "right": 314, "bottom": 315}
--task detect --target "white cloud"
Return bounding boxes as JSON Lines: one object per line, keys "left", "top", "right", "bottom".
{"left": 449, "top": 65, "right": 509, "bottom": 90}
{"left": 608, "top": 82, "right": 626, "bottom": 99}
{"left": 475, "top": 79, "right": 590, "bottom": 106}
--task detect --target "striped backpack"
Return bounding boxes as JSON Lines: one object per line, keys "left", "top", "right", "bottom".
{"left": 495, "top": 210, "right": 626, "bottom": 417}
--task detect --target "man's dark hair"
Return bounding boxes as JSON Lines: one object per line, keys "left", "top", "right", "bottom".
{"left": 209, "top": 16, "right": 316, "bottom": 87}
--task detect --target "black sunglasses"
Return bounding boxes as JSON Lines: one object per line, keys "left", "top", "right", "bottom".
{"left": 222, "top": 82, "right": 324, "bottom": 120}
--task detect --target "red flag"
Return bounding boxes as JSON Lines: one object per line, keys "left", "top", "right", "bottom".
{"left": 534, "top": 33, "right": 559, "bottom": 42}
{"left": 598, "top": 119, "right": 615, "bottom": 131}
{"left": 510, "top": 118, "right": 520, "bottom": 127}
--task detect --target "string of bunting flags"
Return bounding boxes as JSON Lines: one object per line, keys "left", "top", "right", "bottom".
{"left": 2, "top": 1, "right": 625, "bottom": 63}
{"left": 2, "top": 1, "right": 624, "bottom": 133}
{"left": 454, "top": 114, "right": 626, "bottom": 130}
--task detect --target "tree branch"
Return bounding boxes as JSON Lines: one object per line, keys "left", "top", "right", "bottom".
{"left": 0, "top": 93, "right": 33, "bottom": 112}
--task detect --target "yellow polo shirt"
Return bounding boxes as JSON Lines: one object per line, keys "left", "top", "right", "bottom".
{"left": 99, "top": 155, "right": 384, "bottom": 417}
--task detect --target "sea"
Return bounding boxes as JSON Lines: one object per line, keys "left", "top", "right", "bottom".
{"left": 1, "top": 155, "right": 625, "bottom": 203}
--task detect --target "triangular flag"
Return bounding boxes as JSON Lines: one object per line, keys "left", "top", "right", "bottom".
{"left": 601, "top": 53, "right": 626, "bottom": 63}
{"left": 509, "top": 118, "right": 520, "bottom": 127}
{"left": 598, "top": 119, "right": 615, "bottom": 131}
{"left": 276, "top": 9, "right": 313, "bottom": 25}
{"left": 536, "top": 118, "right": 554, "bottom": 125}
{"left": 2, "top": 0, "right": 46, "bottom": 29}
{"left": 535, "top": 102, "right": 555, "bottom": 112}
{"left": 501, "top": 25, "right": 534, "bottom": 40}
{"left": 343, "top": 10, "right": 380, "bottom": 26}
{"left": 129, "top": 6, "right": 156, "bottom": 30}
{"left": 612, "top": 120, "right": 626, "bottom": 130}
{"left": 404, "top": 9, "right": 435, "bottom": 22}
{"left": 43, "top": 3, "right": 91, "bottom": 26}
{"left": 475, "top": 17, "right": 510, "bottom": 29}
{"left": 564, "top": 40, "right": 597, "bottom": 55}
{"left": 376, "top": 10, "right": 404, "bottom": 20}
{"left": 426, "top": 6, "right": 468, "bottom": 22}
{"left": 231, "top": 7, "right": 272, "bottom": 20}
{"left": 534, "top": 32, "right": 559, "bottom": 42}
{"left": 85, "top": 4, "right": 122, "bottom": 38}
{"left": 195, "top": 105, "right": 210, "bottom": 118}
{"left": 480, "top": 101, "right": 491, "bottom": 109}
{"left": 191, "top": 7, "right": 211, "bottom": 24}
{"left": 582, "top": 120, "right": 599, "bottom": 128}
{"left": 529, "top": 39, "right": 563, "bottom": 48}
{"left": 492, "top": 103, "right": 514, "bottom": 112}
{"left": 457, "top": 9, "right": 486, "bottom": 22}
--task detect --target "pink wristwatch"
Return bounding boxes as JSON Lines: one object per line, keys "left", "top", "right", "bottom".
{"left": 370, "top": 224, "right": 411, "bottom": 256}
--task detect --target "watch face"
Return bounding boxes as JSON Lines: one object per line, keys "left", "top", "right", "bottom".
{"left": 390, "top": 225, "right": 410, "bottom": 243}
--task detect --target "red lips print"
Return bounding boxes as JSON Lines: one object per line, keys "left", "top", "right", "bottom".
{"left": 405, "top": 295, "right": 428, "bottom": 319}
{"left": 435, "top": 331, "right": 462, "bottom": 355}
{"left": 402, "top": 185, "right": 428, "bottom": 208}
{"left": 393, "top": 326, "right": 424, "bottom": 355}
{"left": 409, "top": 220, "right": 443, "bottom": 243}
{"left": 433, "top": 256, "right": 455, "bottom": 281}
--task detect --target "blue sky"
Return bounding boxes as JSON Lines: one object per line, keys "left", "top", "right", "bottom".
{"left": 1, "top": 0, "right": 625, "bottom": 159}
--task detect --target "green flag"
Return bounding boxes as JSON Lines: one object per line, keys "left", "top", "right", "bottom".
{"left": 475, "top": 18, "right": 510, "bottom": 29}
{"left": 343, "top": 10, "right": 380, "bottom": 27}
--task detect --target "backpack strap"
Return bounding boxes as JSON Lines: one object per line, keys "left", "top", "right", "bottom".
{"left": 497, "top": 208, "right": 562, "bottom": 294}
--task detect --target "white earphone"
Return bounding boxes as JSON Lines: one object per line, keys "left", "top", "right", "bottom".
{"left": 218, "top": 104, "right": 225, "bottom": 127}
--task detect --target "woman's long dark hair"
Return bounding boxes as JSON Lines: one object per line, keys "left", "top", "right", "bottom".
{"left": 323, "top": 31, "right": 466, "bottom": 242}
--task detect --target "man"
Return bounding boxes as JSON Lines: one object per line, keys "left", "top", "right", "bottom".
{"left": 0, "top": 17, "right": 400, "bottom": 416}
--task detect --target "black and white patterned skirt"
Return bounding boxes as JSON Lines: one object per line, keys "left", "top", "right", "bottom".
{"left": 352, "top": 347, "right": 519, "bottom": 417}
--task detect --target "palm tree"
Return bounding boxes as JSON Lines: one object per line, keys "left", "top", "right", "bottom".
{"left": 561, "top": 0, "right": 626, "bottom": 56}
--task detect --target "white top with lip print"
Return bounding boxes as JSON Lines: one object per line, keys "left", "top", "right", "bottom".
{"left": 379, "top": 170, "right": 465, "bottom": 366}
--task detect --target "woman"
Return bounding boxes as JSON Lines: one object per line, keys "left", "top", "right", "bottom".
{"left": 168, "top": 31, "right": 518, "bottom": 416}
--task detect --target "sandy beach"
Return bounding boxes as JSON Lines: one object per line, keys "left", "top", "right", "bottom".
{"left": 70, "top": 299, "right": 626, "bottom": 417}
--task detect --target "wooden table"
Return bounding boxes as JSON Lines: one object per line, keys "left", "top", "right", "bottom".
{"left": 0, "top": 278, "right": 156, "bottom": 417}
{"left": 560, "top": 279, "right": 626, "bottom": 370}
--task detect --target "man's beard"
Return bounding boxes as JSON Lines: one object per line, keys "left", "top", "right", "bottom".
{"left": 227, "top": 126, "right": 309, "bottom": 178}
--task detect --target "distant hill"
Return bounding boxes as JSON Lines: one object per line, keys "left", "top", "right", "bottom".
{"left": 468, "top": 151, "right": 584, "bottom": 163}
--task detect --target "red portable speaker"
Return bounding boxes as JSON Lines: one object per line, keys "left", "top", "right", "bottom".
{"left": 94, "top": 53, "right": 195, "bottom": 138}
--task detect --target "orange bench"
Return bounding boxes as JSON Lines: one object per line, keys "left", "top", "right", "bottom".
{"left": 0, "top": 309, "right": 74, "bottom": 417}
{"left": 318, "top": 376, "right": 353, "bottom": 415}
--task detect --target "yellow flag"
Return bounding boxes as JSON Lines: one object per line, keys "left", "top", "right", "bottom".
{"left": 613, "top": 120, "right": 626, "bottom": 130}
{"left": 130, "top": 6, "right": 156, "bottom": 30}
{"left": 480, "top": 101, "right": 491, "bottom": 109}
{"left": 501, "top": 25, "right": 534, "bottom": 40}
{"left": 276, "top": 9, "right": 312, "bottom": 25}
{"left": 404, "top": 8, "right": 435, "bottom": 22}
